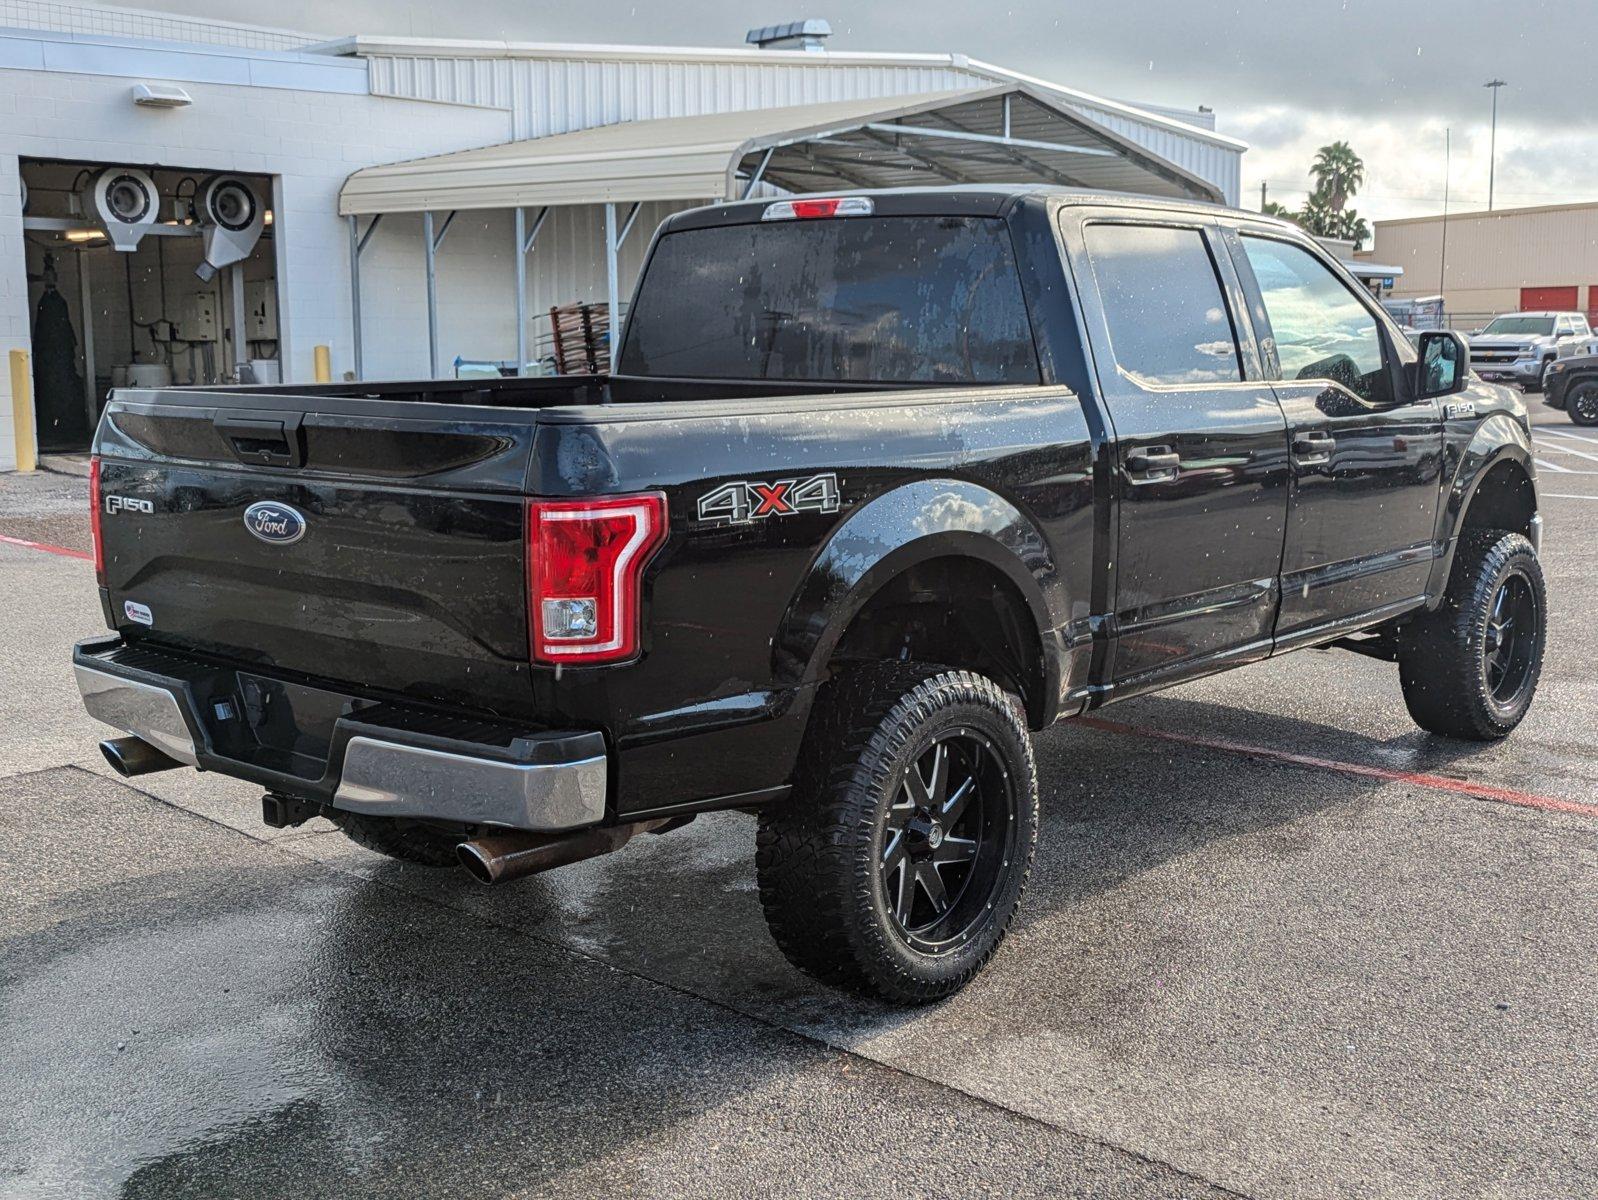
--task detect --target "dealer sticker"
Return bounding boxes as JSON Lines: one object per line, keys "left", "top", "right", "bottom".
{"left": 123, "top": 600, "right": 153, "bottom": 626}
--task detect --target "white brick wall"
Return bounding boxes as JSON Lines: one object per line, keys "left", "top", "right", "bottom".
{"left": 0, "top": 46, "right": 511, "bottom": 469}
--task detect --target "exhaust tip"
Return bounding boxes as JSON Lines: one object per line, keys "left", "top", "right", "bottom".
{"left": 99, "top": 736, "right": 182, "bottom": 778}
{"left": 456, "top": 842, "right": 497, "bottom": 886}
{"left": 99, "top": 738, "right": 133, "bottom": 777}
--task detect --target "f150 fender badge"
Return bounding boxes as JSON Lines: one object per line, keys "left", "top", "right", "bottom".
{"left": 1444, "top": 400, "right": 1477, "bottom": 420}
{"left": 243, "top": 501, "right": 307, "bottom": 545}
{"left": 697, "top": 472, "right": 841, "bottom": 524}
{"left": 104, "top": 494, "right": 154, "bottom": 515}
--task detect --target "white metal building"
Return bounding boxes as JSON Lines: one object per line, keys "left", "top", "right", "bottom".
{"left": 1, "top": 1, "right": 1247, "bottom": 470}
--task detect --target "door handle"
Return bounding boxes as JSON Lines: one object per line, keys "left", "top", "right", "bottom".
{"left": 1125, "top": 445, "right": 1181, "bottom": 481}
{"left": 1293, "top": 431, "right": 1335, "bottom": 455}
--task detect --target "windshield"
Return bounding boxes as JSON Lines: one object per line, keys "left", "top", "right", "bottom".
{"left": 617, "top": 215, "right": 1041, "bottom": 384}
{"left": 1481, "top": 316, "right": 1555, "bottom": 336}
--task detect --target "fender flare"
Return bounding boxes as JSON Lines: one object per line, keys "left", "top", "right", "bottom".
{"left": 772, "top": 478, "right": 1067, "bottom": 707}
{"left": 1429, "top": 414, "right": 1538, "bottom": 594}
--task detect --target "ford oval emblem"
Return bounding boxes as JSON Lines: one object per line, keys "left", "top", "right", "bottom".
{"left": 243, "top": 501, "right": 306, "bottom": 545}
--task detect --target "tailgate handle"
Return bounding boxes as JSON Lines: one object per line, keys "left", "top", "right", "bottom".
{"left": 216, "top": 414, "right": 304, "bottom": 468}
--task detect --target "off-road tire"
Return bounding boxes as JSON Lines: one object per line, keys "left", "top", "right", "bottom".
{"left": 1568, "top": 380, "right": 1598, "bottom": 426}
{"left": 331, "top": 811, "right": 463, "bottom": 867}
{"left": 756, "top": 663, "right": 1038, "bottom": 1005}
{"left": 1398, "top": 530, "right": 1546, "bottom": 740}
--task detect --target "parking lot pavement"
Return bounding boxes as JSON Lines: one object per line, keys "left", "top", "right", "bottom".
{"left": 3, "top": 438, "right": 1596, "bottom": 1200}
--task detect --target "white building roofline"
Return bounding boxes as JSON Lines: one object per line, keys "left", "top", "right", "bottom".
{"left": 306, "top": 34, "right": 1246, "bottom": 153}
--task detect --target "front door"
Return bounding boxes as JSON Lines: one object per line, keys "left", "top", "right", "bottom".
{"left": 1228, "top": 229, "right": 1443, "bottom": 646}
{"left": 1062, "top": 212, "right": 1291, "bottom": 689}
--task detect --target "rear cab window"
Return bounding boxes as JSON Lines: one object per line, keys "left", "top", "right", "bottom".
{"left": 617, "top": 215, "right": 1041, "bottom": 384}
{"left": 1082, "top": 222, "right": 1243, "bottom": 388}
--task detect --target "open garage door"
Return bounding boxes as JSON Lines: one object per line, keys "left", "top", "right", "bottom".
{"left": 1521, "top": 285, "right": 1578, "bottom": 310}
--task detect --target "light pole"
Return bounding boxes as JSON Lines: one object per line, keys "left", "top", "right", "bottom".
{"left": 1484, "top": 79, "right": 1506, "bottom": 211}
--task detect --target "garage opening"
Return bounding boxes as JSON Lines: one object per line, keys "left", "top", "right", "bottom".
{"left": 1519, "top": 285, "right": 1578, "bottom": 312}
{"left": 19, "top": 158, "right": 279, "bottom": 453}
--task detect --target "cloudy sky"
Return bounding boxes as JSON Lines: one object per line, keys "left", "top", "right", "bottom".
{"left": 136, "top": 0, "right": 1594, "bottom": 224}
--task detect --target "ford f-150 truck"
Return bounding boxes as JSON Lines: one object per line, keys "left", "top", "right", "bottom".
{"left": 75, "top": 187, "right": 1547, "bottom": 1004}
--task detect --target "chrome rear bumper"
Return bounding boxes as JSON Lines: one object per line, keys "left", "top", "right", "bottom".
{"left": 73, "top": 640, "right": 607, "bottom": 833}
{"left": 334, "top": 736, "right": 605, "bottom": 831}
{"left": 75, "top": 664, "right": 199, "bottom": 766}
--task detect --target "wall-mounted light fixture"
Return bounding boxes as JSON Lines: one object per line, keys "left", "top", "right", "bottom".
{"left": 131, "top": 82, "right": 193, "bottom": 109}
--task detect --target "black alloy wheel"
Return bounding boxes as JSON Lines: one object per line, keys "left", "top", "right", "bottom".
{"left": 1569, "top": 381, "right": 1598, "bottom": 426}
{"left": 879, "top": 730, "right": 1015, "bottom": 953}
{"left": 1482, "top": 573, "right": 1539, "bottom": 709}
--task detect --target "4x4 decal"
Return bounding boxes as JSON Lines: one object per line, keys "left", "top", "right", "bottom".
{"left": 697, "top": 473, "right": 841, "bottom": 524}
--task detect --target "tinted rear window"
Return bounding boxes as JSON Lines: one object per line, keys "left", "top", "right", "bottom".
{"left": 617, "top": 215, "right": 1040, "bottom": 384}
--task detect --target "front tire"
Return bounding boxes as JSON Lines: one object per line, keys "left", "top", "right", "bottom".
{"left": 1568, "top": 381, "right": 1598, "bottom": 426}
{"left": 756, "top": 664, "right": 1038, "bottom": 1005}
{"left": 1398, "top": 530, "right": 1546, "bottom": 740}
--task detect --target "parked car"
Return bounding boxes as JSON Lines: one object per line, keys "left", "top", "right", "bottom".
{"left": 1469, "top": 311, "right": 1593, "bottom": 392}
{"left": 74, "top": 188, "right": 1548, "bottom": 1004}
{"left": 1542, "top": 354, "right": 1598, "bottom": 425}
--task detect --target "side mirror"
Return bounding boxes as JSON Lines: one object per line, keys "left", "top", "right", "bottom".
{"left": 1416, "top": 330, "right": 1468, "bottom": 399}
{"left": 1557, "top": 331, "right": 1574, "bottom": 340}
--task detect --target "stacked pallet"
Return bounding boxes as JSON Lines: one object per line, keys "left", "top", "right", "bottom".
{"left": 549, "top": 303, "right": 610, "bottom": 375}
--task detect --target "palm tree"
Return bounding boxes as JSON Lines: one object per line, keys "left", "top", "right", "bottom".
{"left": 1309, "top": 142, "right": 1366, "bottom": 214}
{"left": 1298, "top": 192, "right": 1337, "bottom": 237}
{"left": 1261, "top": 200, "right": 1298, "bottom": 221}
{"left": 1335, "top": 209, "right": 1370, "bottom": 250}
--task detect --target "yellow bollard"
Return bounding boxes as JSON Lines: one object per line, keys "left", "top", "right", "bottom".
{"left": 313, "top": 345, "right": 332, "bottom": 383}
{"left": 8, "top": 349, "right": 37, "bottom": 473}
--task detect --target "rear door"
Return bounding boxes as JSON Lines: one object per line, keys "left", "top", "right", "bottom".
{"left": 1226, "top": 228, "right": 1443, "bottom": 646}
{"left": 1061, "top": 210, "right": 1291, "bottom": 688}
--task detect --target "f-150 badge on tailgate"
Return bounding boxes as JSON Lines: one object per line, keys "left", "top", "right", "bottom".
{"left": 243, "top": 501, "right": 307, "bottom": 545}
{"left": 697, "top": 473, "right": 840, "bottom": 524}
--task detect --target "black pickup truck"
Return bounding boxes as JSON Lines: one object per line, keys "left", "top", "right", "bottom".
{"left": 1542, "top": 352, "right": 1598, "bottom": 425}
{"left": 75, "top": 187, "right": 1547, "bottom": 1004}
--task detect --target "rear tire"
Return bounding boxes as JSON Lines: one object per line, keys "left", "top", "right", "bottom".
{"left": 330, "top": 811, "right": 463, "bottom": 867}
{"left": 1568, "top": 381, "right": 1598, "bottom": 426}
{"left": 756, "top": 663, "right": 1038, "bottom": 1005}
{"left": 1398, "top": 530, "right": 1546, "bottom": 740}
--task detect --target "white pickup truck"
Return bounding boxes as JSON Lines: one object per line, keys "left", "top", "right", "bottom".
{"left": 1469, "top": 311, "right": 1595, "bottom": 392}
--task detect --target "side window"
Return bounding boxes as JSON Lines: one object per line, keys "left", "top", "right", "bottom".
{"left": 1241, "top": 236, "right": 1391, "bottom": 405}
{"left": 1084, "top": 223, "right": 1242, "bottom": 387}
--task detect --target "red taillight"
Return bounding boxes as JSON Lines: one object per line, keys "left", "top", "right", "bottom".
{"left": 527, "top": 493, "right": 667, "bottom": 664}
{"left": 89, "top": 455, "right": 105, "bottom": 582}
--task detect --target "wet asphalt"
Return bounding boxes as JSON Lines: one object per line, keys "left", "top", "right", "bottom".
{"left": 2, "top": 407, "right": 1596, "bottom": 1199}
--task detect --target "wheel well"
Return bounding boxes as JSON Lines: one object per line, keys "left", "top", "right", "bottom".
{"left": 1461, "top": 459, "right": 1536, "bottom": 540}
{"left": 828, "top": 556, "right": 1046, "bottom": 728}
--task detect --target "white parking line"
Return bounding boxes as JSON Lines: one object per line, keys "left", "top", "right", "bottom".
{"left": 1538, "top": 426, "right": 1598, "bottom": 447}
{"left": 1533, "top": 436, "right": 1598, "bottom": 464}
{"left": 1536, "top": 458, "right": 1573, "bottom": 473}
{"left": 1543, "top": 492, "right": 1598, "bottom": 501}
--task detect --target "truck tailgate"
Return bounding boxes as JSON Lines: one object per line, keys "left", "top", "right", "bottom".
{"left": 96, "top": 398, "right": 535, "bottom": 714}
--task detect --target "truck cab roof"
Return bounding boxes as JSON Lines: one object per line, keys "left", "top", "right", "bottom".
{"left": 662, "top": 184, "right": 1269, "bottom": 233}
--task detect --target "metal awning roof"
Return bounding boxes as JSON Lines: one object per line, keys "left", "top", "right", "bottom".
{"left": 1343, "top": 259, "right": 1405, "bottom": 279}
{"left": 338, "top": 83, "right": 1223, "bottom": 215}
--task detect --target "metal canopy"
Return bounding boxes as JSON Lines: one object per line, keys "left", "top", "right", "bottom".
{"left": 338, "top": 83, "right": 1223, "bottom": 215}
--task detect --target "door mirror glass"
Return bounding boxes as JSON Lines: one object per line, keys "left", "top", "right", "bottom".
{"left": 1417, "top": 330, "right": 1467, "bottom": 398}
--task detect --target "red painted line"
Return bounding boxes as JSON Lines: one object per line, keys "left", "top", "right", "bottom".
{"left": 1078, "top": 716, "right": 1598, "bottom": 819}
{"left": 0, "top": 533, "right": 92, "bottom": 561}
